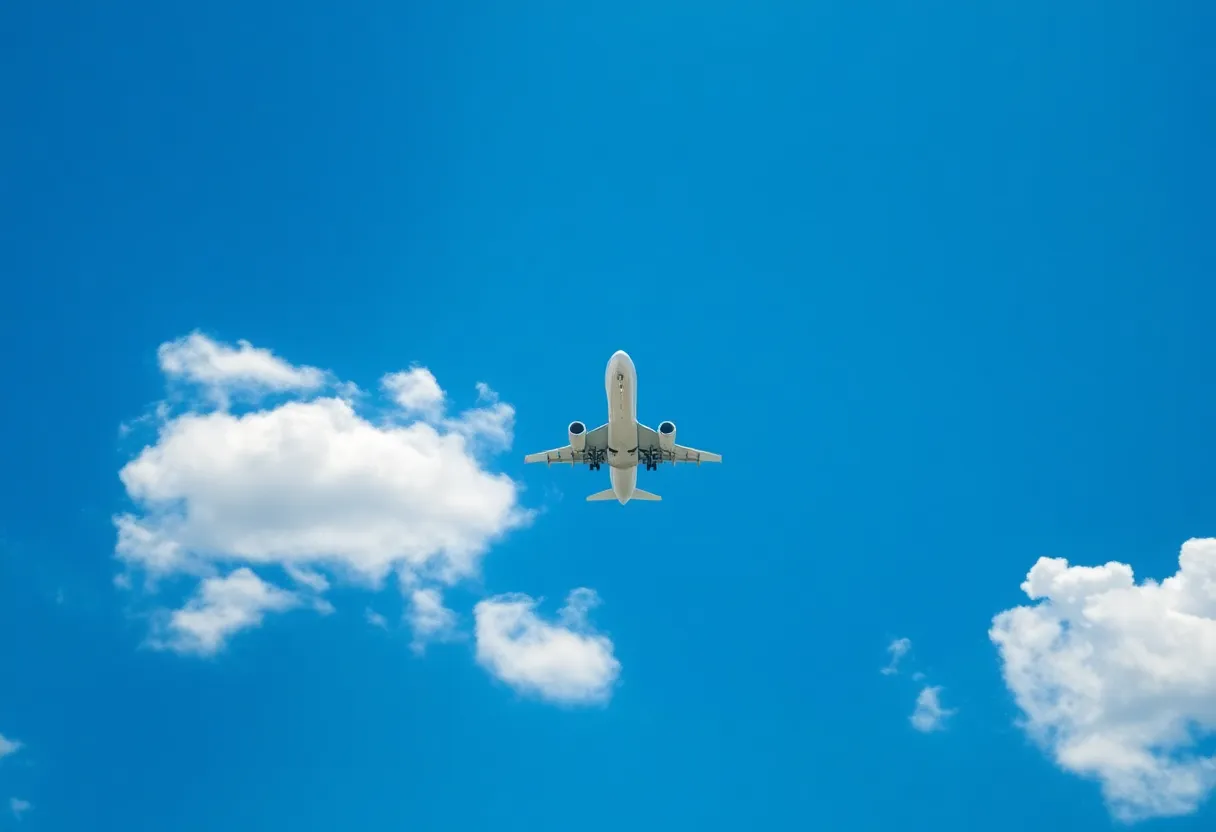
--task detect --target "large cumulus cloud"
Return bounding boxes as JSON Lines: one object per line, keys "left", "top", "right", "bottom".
{"left": 113, "top": 332, "right": 619, "bottom": 705}
{"left": 991, "top": 538, "right": 1216, "bottom": 822}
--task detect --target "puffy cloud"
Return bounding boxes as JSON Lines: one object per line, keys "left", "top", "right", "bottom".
{"left": 365, "top": 608, "right": 388, "bottom": 629}
{"left": 9, "top": 799, "right": 30, "bottom": 819}
{"left": 118, "top": 334, "right": 620, "bottom": 705}
{"left": 407, "top": 588, "right": 459, "bottom": 654}
{"left": 445, "top": 383, "right": 514, "bottom": 453}
{"left": 474, "top": 589, "right": 619, "bottom": 705}
{"left": 381, "top": 367, "right": 445, "bottom": 420}
{"left": 116, "top": 376, "right": 526, "bottom": 586}
{"left": 379, "top": 371, "right": 513, "bottom": 452}
{"left": 0, "top": 735, "right": 20, "bottom": 760}
{"left": 115, "top": 333, "right": 531, "bottom": 655}
{"left": 157, "top": 331, "right": 326, "bottom": 406}
{"left": 990, "top": 538, "right": 1216, "bottom": 822}
{"left": 910, "top": 685, "right": 955, "bottom": 732}
{"left": 880, "top": 637, "right": 911, "bottom": 676}
{"left": 152, "top": 568, "right": 301, "bottom": 655}
{"left": 115, "top": 399, "right": 524, "bottom": 584}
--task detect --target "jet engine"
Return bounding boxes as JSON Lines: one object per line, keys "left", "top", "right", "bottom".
{"left": 568, "top": 421, "right": 587, "bottom": 452}
{"left": 658, "top": 421, "right": 676, "bottom": 453}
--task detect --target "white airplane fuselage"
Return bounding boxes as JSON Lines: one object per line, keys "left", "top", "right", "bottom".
{"left": 604, "top": 350, "right": 640, "bottom": 503}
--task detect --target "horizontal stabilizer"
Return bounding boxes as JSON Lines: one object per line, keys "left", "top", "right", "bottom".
{"left": 585, "top": 488, "right": 662, "bottom": 502}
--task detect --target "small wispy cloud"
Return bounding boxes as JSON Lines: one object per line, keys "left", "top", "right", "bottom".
{"left": 9, "top": 798, "right": 30, "bottom": 819}
{"left": 365, "top": 608, "right": 388, "bottom": 629}
{"left": 285, "top": 566, "right": 329, "bottom": 594}
{"left": 910, "top": 685, "right": 955, "bottom": 732}
{"left": 408, "top": 588, "right": 459, "bottom": 654}
{"left": 0, "top": 735, "right": 21, "bottom": 760}
{"left": 880, "top": 637, "right": 911, "bottom": 675}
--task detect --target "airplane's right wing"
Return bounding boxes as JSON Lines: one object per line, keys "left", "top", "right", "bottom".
{"left": 523, "top": 423, "right": 609, "bottom": 465}
{"left": 637, "top": 423, "right": 722, "bottom": 465}
{"left": 669, "top": 444, "right": 722, "bottom": 465}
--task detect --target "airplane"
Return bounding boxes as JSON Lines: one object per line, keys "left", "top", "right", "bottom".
{"left": 523, "top": 350, "right": 721, "bottom": 504}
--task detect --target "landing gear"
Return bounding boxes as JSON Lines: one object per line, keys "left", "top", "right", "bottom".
{"left": 586, "top": 448, "right": 606, "bottom": 471}
{"left": 640, "top": 448, "right": 661, "bottom": 471}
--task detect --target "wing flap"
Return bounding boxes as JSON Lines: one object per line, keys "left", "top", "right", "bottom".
{"left": 524, "top": 423, "right": 609, "bottom": 466}
{"left": 671, "top": 444, "right": 722, "bottom": 464}
{"left": 524, "top": 446, "right": 576, "bottom": 464}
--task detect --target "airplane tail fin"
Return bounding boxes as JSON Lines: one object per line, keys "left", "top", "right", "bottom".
{"left": 585, "top": 489, "right": 662, "bottom": 502}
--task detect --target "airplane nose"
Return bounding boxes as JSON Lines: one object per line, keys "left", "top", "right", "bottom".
{"left": 606, "top": 350, "right": 634, "bottom": 386}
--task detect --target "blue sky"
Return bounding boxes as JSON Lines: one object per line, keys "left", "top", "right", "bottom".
{"left": 3, "top": 1, "right": 1216, "bottom": 829}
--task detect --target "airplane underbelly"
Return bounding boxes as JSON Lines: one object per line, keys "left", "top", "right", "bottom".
{"left": 607, "top": 417, "right": 637, "bottom": 469}
{"left": 606, "top": 366, "right": 637, "bottom": 469}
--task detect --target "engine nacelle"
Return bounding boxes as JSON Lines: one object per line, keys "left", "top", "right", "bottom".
{"left": 568, "top": 421, "right": 587, "bottom": 452}
{"left": 658, "top": 421, "right": 676, "bottom": 453}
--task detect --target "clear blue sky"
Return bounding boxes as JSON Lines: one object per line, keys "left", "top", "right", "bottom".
{"left": 3, "top": 2, "right": 1216, "bottom": 830}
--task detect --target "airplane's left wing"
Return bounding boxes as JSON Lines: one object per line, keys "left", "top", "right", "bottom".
{"left": 524, "top": 423, "right": 609, "bottom": 465}
{"left": 637, "top": 423, "right": 722, "bottom": 466}
{"left": 523, "top": 445, "right": 578, "bottom": 465}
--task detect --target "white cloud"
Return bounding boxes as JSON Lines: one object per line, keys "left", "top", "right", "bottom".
{"left": 445, "top": 386, "right": 515, "bottom": 454}
{"left": 408, "top": 588, "right": 459, "bottom": 654}
{"left": 0, "top": 741, "right": 28, "bottom": 822}
{"left": 910, "top": 685, "right": 955, "bottom": 732}
{"left": 0, "top": 735, "right": 20, "bottom": 760}
{"left": 158, "top": 331, "right": 326, "bottom": 406}
{"left": 365, "top": 608, "right": 388, "bottom": 629}
{"left": 284, "top": 566, "right": 329, "bottom": 593}
{"left": 382, "top": 367, "right": 446, "bottom": 420}
{"left": 116, "top": 383, "right": 527, "bottom": 587}
{"left": 474, "top": 589, "right": 619, "bottom": 705}
{"left": 152, "top": 568, "right": 301, "bottom": 655}
{"left": 114, "top": 401, "right": 524, "bottom": 584}
{"left": 116, "top": 333, "right": 531, "bottom": 657}
{"left": 880, "top": 637, "right": 911, "bottom": 675}
{"left": 990, "top": 538, "right": 1216, "bottom": 822}
{"left": 309, "top": 596, "right": 336, "bottom": 616}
